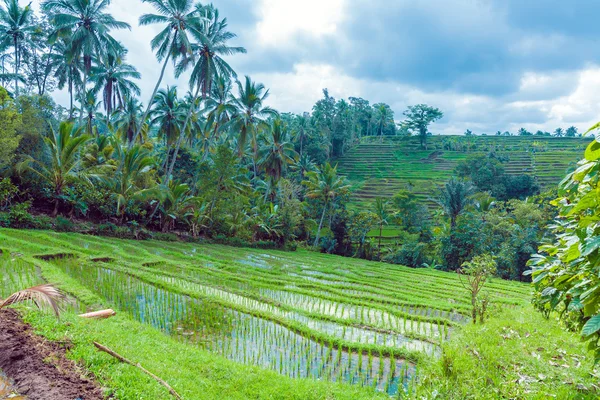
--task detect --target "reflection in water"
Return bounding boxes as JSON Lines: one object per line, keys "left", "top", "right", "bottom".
{"left": 58, "top": 262, "right": 417, "bottom": 396}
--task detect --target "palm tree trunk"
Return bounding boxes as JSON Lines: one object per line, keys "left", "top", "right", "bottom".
{"left": 313, "top": 202, "right": 328, "bottom": 247}
{"left": 378, "top": 223, "right": 383, "bottom": 258}
{"left": 131, "top": 52, "right": 171, "bottom": 148}
{"left": 165, "top": 84, "right": 201, "bottom": 183}
{"left": 80, "top": 66, "right": 87, "bottom": 125}
{"left": 68, "top": 78, "right": 74, "bottom": 119}
{"left": 13, "top": 39, "right": 18, "bottom": 97}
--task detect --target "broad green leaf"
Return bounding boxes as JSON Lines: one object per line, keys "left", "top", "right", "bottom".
{"left": 582, "top": 314, "right": 600, "bottom": 336}
{"left": 585, "top": 140, "right": 600, "bottom": 161}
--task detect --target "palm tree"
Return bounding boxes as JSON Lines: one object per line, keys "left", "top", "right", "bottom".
{"left": 226, "top": 76, "right": 278, "bottom": 178}
{"left": 0, "top": 0, "right": 34, "bottom": 96}
{"left": 554, "top": 128, "right": 564, "bottom": 137}
{"left": 133, "top": 0, "right": 199, "bottom": 146}
{"left": 90, "top": 49, "right": 141, "bottom": 117}
{"left": 155, "top": 180, "right": 197, "bottom": 232}
{"left": 48, "top": 37, "right": 82, "bottom": 118}
{"left": 80, "top": 89, "right": 102, "bottom": 136}
{"left": 19, "top": 121, "right": 90, "bottom": 216}
{"left": 103, "top": 144, "right": 155, "bottom": 223}
{"left": 42, "top": 0, "right": 130, "bottom": 121}
{"left": 149, "top": 86, "right": 185, "bottom": 173}
{"left": 374, "top": 103, "right": 392, "bottom": 143}
{"left": 302, "top": 162, "right": 350, "bottom": 247}
{"left": 258, "top": 119, "right": 298, "bottom": 183}
{"left": 373, "top": 197, "right": 390, "bottom": 256}
{"left": 292, "top": 114, "right": 310, "bottom": 157}
{"left": 434, "top": 177, "right": 475, "bottom": 228}
{"left": 113, "top": 96, "right": 147, "bottom": 144}
{"left": 203, "top": 75, "right": 235, "bottom": 157}
{"left": 165, "top": 5, "right": 246, "bottom": 183}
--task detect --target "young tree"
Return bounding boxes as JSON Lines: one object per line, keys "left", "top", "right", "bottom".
{"left": 402, "top": 104, "right": 443, "bottom": 149}
{"left": 458, "top": 254, "right": 497, "bottom": 324}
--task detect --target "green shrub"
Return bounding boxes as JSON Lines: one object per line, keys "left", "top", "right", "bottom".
{"left": 31, "top": 215, "right": 54, "bottom": 230}
{"left": 383, "top": 240, "right": 429, "bottom": 268}
{"left": 151, "top": 232, "right": 178, "bottom": 242}
{"left": 0, "top": 178, "right": 18, "bottom": 210}
{"left": 55, "top": 216, "right": 75, "bottom": 232}
{"left": 8, "top": 201, "right": 33, "bottom": 228}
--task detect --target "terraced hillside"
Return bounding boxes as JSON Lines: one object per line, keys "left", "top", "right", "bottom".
{"left": 336, "top": 136, "right": 587, "bottom": 208}
{"left": 0, "top": 229, "right": 530, "bottom": 398}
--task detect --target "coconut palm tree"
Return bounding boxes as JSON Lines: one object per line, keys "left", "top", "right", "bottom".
{"left": 103, "top": 144, "right": 156, "bottom": 223}
{"left": 258, "top": 119, "right": 298, "bottom": 183}
{"left": 165, "top": 5, "right": 246, "bottom": 183}
{"left": 133, "top": 0, "right": 199, "bottom": 146}
{"left": 0, "top": 0, "right": 35, "bottom": 96}
{"left": 42, "top": 0, "right": 130, "bottom": 121}
{"left": 202, "top": 75, "right": 235, "bottom": 156}
{"left": 90, "top": 49, "right": 141, "bottom": 117}
{"left": 292, "top": 114, "right": 310, "bottom": 157}
{"left": 19, "top": 121, "right": 91, "bottom": 216}
{"left": 149, "top": 86, "right": 185, "bottom": 173}
{"left": 48, "top": 37, "right": 82, "bottom": 118}
{"left": 434, "top": 177, "right": 475, "bottom": 228}
{"left": 302, "top": 162, "right": 350, "bottom": 247}
{"left": 226, "top": 76, "right": 278, "bottom": 180}
{"left": 112, "top": 96, "right": 147, "bottom": 144}
{"left": 373, "top": 197, "right": 390, "bottom": 256}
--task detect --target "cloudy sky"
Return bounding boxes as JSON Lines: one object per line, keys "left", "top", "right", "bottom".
{"left": 36, "top": 0, "right": 600, "bottom": 134}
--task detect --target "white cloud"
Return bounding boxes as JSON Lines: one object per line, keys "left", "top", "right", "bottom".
{"left": 255, "top": 0, "right": 346, "bottom": 47}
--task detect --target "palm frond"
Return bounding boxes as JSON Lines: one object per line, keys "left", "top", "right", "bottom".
{"left": 0, "top": 284, "right": 64, "bottom": 317}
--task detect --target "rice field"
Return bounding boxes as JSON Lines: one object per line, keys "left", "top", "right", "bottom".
{"left": 0, "top": 228, "right": 531, "bottom": 397}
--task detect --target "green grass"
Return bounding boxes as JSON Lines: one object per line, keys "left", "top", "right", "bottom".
{"left": 0, "top": 228, "right": 597, "bottom": 399}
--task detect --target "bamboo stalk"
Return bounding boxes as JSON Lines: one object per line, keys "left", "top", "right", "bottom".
{"left": 93, "top": 342, "right": 182, "bottom": 400}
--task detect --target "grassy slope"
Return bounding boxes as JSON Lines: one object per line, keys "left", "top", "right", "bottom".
{"left": 1, "top": 229, "right": 598, "bottom": 399}
{"left": 336, "top": 136, "right": 586, "bottom": 238}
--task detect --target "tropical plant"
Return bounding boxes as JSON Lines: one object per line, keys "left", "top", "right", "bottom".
{"left": 42, "top": 0, "right": 130, "bottom": 121}
{"left": 258, "top": 119, "right": 298, "bottom": 183}
{"left": 19, "top": 121, "right": 90, "bottom": 216}
{"left": 102, "top": 144, "right": 155, "bottom": 223}
{"left": 90, "top": 49, "right": 141, "bottom": 116}
{"left": 434, "top": 177, "right": 475, "bottom": 228}
{"left": 528, "top": 123, "right": 600, "bottom": 363}
{"left": 113, "top": 96, "right": 147, "bottom": 144}
{"left": 226, "top": 76, "right": 278, "bottom": 160}
{"left": 48, "top": 37, "right": 82, "bottom": 118}
{"left": 165, "top": 4, "right": 246, "bottom": 182}
{"left": 302, "top": 162, "right": 350, "bottom": 247}
{"left": 0, "top": 0, "right": 34, "bottom": 96}
{"left": 149, "top": 86, "right": 184, "bottom": 172}
{"left": 133, "top": 0, "right": 199, "bottom": 145}
{"left": 0, "top": 284, "right": 63, "bottom": 317}
{"left": 373, "top": 197, "right": 390, "bottom": 255}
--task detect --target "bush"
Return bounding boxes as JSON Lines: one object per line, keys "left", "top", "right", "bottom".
{"left": 96, "top": 223, "right": 117, "bottom": 235}
{"left": 383, "top": 240, "right": 429, "bottom": 268}
{"left": 31, "top": 215, "right": 54, "bottom": 230}
{"left": 55, "top": 216, "right": 75, "bottom": 232}
{"left": 0, "top": 178, "right": 18, "bottom": 210}
{"left": 151, "top": 232, "right": 178, "bottom": 242}
{"left": 8, "top": 201, "right": 33, "bottom": 228}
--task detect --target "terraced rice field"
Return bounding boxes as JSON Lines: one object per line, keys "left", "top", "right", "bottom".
{"left": 0, "top": 229, "right": 529, "bottom": 397}
{"left": 337, "top": 136, "right": 586, "bottom": 209}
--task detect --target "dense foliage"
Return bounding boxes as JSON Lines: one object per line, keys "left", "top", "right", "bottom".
{"left": 529, "top": 124, "right": 600, "bottom": 363}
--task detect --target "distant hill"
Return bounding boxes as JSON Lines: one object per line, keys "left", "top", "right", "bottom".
{"left": 335, "top": 136, "right": 587, "bottom": 208}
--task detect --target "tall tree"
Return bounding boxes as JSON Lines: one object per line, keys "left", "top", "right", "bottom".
{"left": 373, "top": 197, "right": 390, "bottom": 256}
{"left": 227, "top": 75, "right": 278, "bottom": 172}
{"left": 373, "top": 103, "right": 394, "bottom": 143}
{"left": 203, "top": 74, "right": 235, "bottom": 157}
{"left": 0, "top": 0, "right": 34, "bottom": 96}
{"left": 149, "top": 86, "right": 184, "bottom": 174}
{"left": 48, "top": 37, "right": 81, "bottom": 118}
{"left": 113, "top": 96, "right": 146, "bottom": 144}
{"left": 258, "top": 119, "right": 297, "bottom": 183}
{"left": 554, "top": 127, "right": 564, "bottom": 137}
{"left": 90, "top": 49, "right": 140, "bottom": 117}
{"left": 166, "top": 4, "right": 246, "bottom": 183}
{"left": 565, "top": 126, "right": 578, "bottom": 137}
{"left": 302, "top": 162, "right": 349, "bottom": 247}
{"left": 133, "top": 0, "right": 198, "bottom": 146}
{"left": 434, "top": 177, "right": 474, "bottom": 228}
{"left": 403, "top": 104, "right": 443, "bottom": 149}
{"left": 42, "top": 0, "right": 130, "bottom": 123}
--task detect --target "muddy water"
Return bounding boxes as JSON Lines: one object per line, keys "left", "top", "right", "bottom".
{"left": 58, "top": 262, "right": 417, "bottom": 396}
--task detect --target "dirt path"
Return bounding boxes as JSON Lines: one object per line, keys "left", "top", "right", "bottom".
{"left": 0, "top": 309, "right": 104, "bottom": 400}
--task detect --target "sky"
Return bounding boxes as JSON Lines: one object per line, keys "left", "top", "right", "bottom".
{"left": 33, "top": 0, "right": 600, "bottom": 135}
